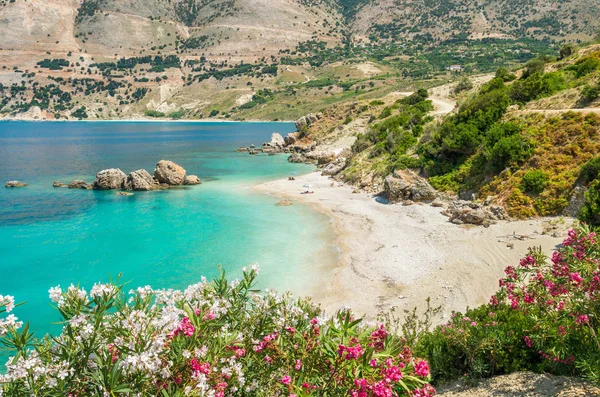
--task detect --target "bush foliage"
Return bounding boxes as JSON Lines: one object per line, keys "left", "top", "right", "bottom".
{"left": 416, "top": 226, "right": 600, "bottom": 384}
{"left": 0, "top": 267, "right": 434, "bottom": 396}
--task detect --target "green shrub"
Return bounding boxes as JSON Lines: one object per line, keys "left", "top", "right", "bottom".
{"left": 416, "top": 226, "right": 600, "bottom": 383}
{"left": 582, "top": 84, "right": 600, "bottom": 102}
{"left": 580, "top": 180, "right": 600, "bottom": 226}
{"left": 568, "top": 56, "right": 600, "bottom": 78}
{"left": 580, "top": 156, "right": 600, "bottom": 184}
{"left": 521, "top": 170, "right": 549, "bottom": 194}
{"left": 495, "top": 67, "right": 516, "bottom": 82}
{"left": 379, "top": 107, "right": 392, "bottom": 119}
{"left": 454, "top": 77, "right": 473, "bottom": 93}
{"left": 144, "top": 109, "right": 165, "bottom": 118}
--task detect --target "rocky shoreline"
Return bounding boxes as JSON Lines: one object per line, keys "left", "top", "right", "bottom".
{"left": 5, "top": 160, "right": 201, "bottom": 193}
{"left": 236, "top": 113, "right": 510, "bottom": 228}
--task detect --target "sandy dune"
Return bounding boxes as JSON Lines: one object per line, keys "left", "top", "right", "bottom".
{"left": 256, "top": 172, "right": 573, "bottom": 322}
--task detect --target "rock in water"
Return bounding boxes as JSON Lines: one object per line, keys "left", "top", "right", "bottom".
{"left": 52, "top": 181, "right": 68, "bottom": 188}
{"left": 154, "top": 160, "right": 186, "bottom": 185}
{"left": 269, "top": 133, "right": 285, "bottom": 148}
{"left": 184, "top": 175, "right": 201, "bottom": 185}
{"left": 125, "top": 169, "right": 157, "bottom": 191}
{"left": 93, "top": 168, "right": 127, "bottom": 190}
{"left": 5, "top": 181, "right": 28, "bottom": 188}
{"left": 276, "top": 199, "right": 293, "bottom": 206}
{"left": 288, "top": 153, "right": 305, "bottom": 163}
{"left": 68, "top": 180, "right": 90, "bottom": 189}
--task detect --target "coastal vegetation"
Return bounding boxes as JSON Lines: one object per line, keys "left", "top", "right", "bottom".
{"left": 1, "top": 227, "right": 599, "bottom": 394}
{"left": 0, "top": 267, "right": 433, "bottom": 396}
{"left": 332, "top": 45, "right": 600, "bottom": 223}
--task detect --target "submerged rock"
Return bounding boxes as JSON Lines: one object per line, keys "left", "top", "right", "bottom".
{"left": 125, "top": 169, "right": 157, "bottom": 191}
{"left": 53, "top": 181, "right": 68, "bottom": 188}
{"left": 184, "top": 175, "right": 201, "bottom": 185}
{"left": 154, "top": 160, "right": 186, "bottom": 185}
{"left": 276, "top": 199, "right": 293, "bottom": 206}
{"left": 68, "top": 180, "right": 90, "bottom": 189}
{"left": 116, "top": 191, "right": 134, "bottom": 196}
{"left": 5, "top": 181, "right": 28, "bottom": 188}
{"left": 93, "top": 168, "right": 127, "bottom": 190}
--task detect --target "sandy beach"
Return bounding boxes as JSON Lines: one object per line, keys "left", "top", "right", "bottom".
{"left": 256, "top": 172, "right": 574, "bottom": 322}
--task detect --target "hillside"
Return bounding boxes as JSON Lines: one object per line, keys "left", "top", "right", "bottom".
{"left": 294, "top": 44, "right": 600, "bottom": 225}
{"left": 1, "top": 0, "right": 600, "bottom": 121}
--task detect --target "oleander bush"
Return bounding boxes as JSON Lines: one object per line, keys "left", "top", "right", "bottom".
{"left": 0, "top": 266, "right": 434, "bottom": 396}
{"left": 416, "top": 225, "right": 600, "bottom": 384}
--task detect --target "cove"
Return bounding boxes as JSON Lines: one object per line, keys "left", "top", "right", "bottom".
{"left": 0, "top": 121, "right": 337, "bottom": 337}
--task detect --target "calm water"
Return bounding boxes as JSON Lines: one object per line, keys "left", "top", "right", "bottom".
{"left": 0, "top": 121, "right": 336, "bottom": 338}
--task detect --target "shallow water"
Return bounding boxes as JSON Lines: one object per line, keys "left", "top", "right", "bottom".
{"left": 0, "top": 121, "right": 336, "bottom": 337}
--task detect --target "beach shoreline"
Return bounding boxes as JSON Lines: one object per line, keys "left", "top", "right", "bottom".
{"left": 255, "top": 172, "right": 573, "bottom": 322}
{"left": 0, "top": 118, "right": 295, "bottom": 124}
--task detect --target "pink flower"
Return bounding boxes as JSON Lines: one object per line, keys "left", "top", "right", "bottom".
{"left": 414, "top": 360, "right": 430, "bottom": 377}
{"left": 338, "top": 343, "right": 364, "bottom": 360}
{"left": 295, "top": 359, "right": 302, "bottom": 370}
{"left": 383, "top": 364, "right": 403, "bottom": 382}
{"left": 281, "top": 375, "right": 292, "bottom": 385}
{"left": 570, "top": 272, "right": 583, "bottom": 284}
{"left": 576, "top": 315, "right": 590, "bottom": 325}
{"left": 190, "top": 358, "right": 210, "bottom": 375}
{"left": 265, "top": 355, "right": 272, "bottom": 364}
{"left": 524, "top": 336, "right": 532, "bottom": 348}
{"left": 202, "top": 311, "right": 216, "bottom": 321}
{"left": 285, "top": 326, "right": 296, "bottom": 334}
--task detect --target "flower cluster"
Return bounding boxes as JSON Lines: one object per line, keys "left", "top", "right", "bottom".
{"left": 419, "top": 225, "right": 600, "bottom": 383}
{"left": 0, "top": 267, "right": 433, "bottom": 396}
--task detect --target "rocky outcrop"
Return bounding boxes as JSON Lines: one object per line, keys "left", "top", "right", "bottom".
{"left": 5, "top": 181, "right": 28, "bottom": 188}
{"left": 93, "top": 168, "right": 127, "bottom": 190}
{"left": 154, "top": 160, "right": 186, "bottom": 186}
{"left": 384, "top": 170, "right": 437, "bottom": 204}
{"left": 322, "top": 158, "right": 347, "bottom": 176}
{"left": 68, "top": 180, "right": 90, "bottom": 189}
{"left": 564, "top": 184, "right": 586, "bottom": 217}
{"left": 284, "top": 132, "right": 300, "bottom": 146}
{"left": 288, "top": 153, "right": 306, "bottom": 163}
{"left": 184, "top": 175, "right": 201, "bottom": 185}
{"left": 53, "top": 181, "right": 68, "bottom": 188}
{"left": 295, "top": 113, "right": 320, "bottom": 132}
{"left": 268, "top": 133, "right": 285, "bottom": 148}
{"left": 125, "top": 169, "right": 157, "bottom": 191}
{"left": 441, "top": 200, "right": 507, "bottom": 227}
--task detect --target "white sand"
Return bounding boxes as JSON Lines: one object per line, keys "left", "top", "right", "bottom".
{"left": 256, "top": 172, "right": 573, "bottom": 322}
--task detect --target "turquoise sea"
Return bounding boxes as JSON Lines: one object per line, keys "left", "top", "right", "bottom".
{"left": 0, "top": 121, "right": 336, "bottom": 338}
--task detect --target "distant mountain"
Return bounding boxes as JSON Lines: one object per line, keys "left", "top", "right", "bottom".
{"left": 1, "top": 0, "right": 598, "bottom": 61}
{"left": 0, "top": 0, "right": 599, "bottom": 121}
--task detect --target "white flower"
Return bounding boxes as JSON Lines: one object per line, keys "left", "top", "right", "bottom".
{"left": 0, "top": 295, "right": 15, "bottom": 313}
{"left": 48, "top": 286, "right": 64, "bottom": 306}
{"left": 90, "top": 283, "right": 116, "bottom": 299}
{"left": 251, "top": 263, "right": 260, "bottom": 274}
{"left": 0, "top": 314, "right": 23, "bottom": 336}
